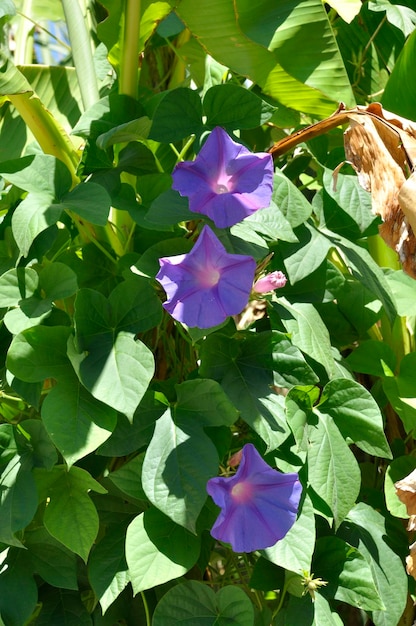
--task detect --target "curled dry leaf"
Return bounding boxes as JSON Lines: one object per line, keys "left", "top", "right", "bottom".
{"left": 395, "top": 468, "right": 416, "bottom": 523}
{"left": 269, "top": 102, "right": 416, "bottom": 278}
{"left": 406, "top": 541, "right": 416, "bottom": 580}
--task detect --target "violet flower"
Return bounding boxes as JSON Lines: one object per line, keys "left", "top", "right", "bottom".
{"left": 156, "top": 225, "right": 256, "bottom": 329}
{"left": 206, "top": 444, "right": 302, "bottom": 553}
{"left": 172, "top": 127, "right": 274, "bottom": 228}
{"left": 253, "top": 270, "right": 287, "bottom": 294}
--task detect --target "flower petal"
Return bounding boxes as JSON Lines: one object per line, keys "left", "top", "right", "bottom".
{"left": 206, "top": 444, "right": 302, "bottom": 552}
{"left": 156, "top": 226, "right": 256, "bottom": 328}
{"left": 171, "top": 127, "right": 274, "bottom": 227}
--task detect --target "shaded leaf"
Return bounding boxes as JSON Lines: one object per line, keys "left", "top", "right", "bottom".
{"left": 34, "top": 465, "right": 106, "bottom": 562}
{"left": 308, "top": 412, "right": 360, "bottom": 526}
{"left": 126, "top": 508, "right": 200, "bottom": 594}
{"left": 152, "top": 580, "right": 254, "bottom": 626}
{"left": 142, "top": 409, "right": 218, "bottom": 531}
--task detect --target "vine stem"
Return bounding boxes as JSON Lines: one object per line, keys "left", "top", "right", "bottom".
{"left": 119, "top": 0, "right": 142, "bottom": 98}
{"left": 140, "top": 591, "right": 151, "bottom": 626}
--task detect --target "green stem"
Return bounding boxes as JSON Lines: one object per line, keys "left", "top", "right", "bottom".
{"left": 73, "top": 215, "right": 118, "bottom": 264}
{"left": 16, "top": 11, "right": 71, "bottom": 53}
{"left": 119, "top": 0, "right": 141, "bottom": 98}
{"left": 140, "top": 591, "right": 151, "bottom": 626}
{"left": 367, "top": 234, "right": 400, "bottom": 271}
{"left": 367, "top": 233, "right": 410, "bottom": 361}
{"left": 61, "top": 0, "right": 100, "bottom": 110}
{"left": 15, "top": 0, "right": 34, "bottom": 65}
{"left": 272, "top": 580, "right": 289, "bottom": 618}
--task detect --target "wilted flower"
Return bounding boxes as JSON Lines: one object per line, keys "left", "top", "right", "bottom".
{"left": 395, "top": 468, "right": 416, "bottom": 529}
{"left": 156, "top": 225, "right": 256, "bottom": 329}
{"left": 172, "top": 127, "right": 274, "bottom": 228}
{"left": 301, "top": 571, "right": 328, "bottom": 602}
{"left": 253, "top": 270, "right": 287, "bottom": 294}
{"left": 206, "top": 443, "right": 302, "bottom": 553}
{"left": 406, "top": 541, "right": 416, "bottom": 579}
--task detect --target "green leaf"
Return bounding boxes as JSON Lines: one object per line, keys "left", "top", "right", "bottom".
{"left": 107, "top": 453, "right": 147, "bottom": 501}
{"left": 74, "top": 278, "right": 162, "bottom": 345}
{"left": 88, "top": 522, "right": 130, "bottom": 614}
{"left": 203, "top": 84, "right": 275, "bottom": 129}
{"left": 142, "top": 409, "right": 218, "bottom": 531}
{"left": 317, "top": 379, "right": 391, "bottom": 458}
{"left": 0, "top": 456, "right": 38, "bottom": 547}
{"left": 6, "top": 325, "right": 72, "bottom": 382}
{"left": 275, "top": 298, "right": 336, "bottom": 378}
{"left": 231, "top": 202, "right": 298, "bottom": 244}
{"left": 249, "top": 557, "right": 285, "bottom": 592}
{"left": 0, "top": 267, "right": 38, "bottom": 307}
{"left": 369, "top": 0, "right": 416, "bottom": 38}
{"left": 97, "top": 390, "right": 166, "bottom": 457}
{"left": 26, "top": 527, "right": 78, "bottom": 591}
{"left": 383, "top": 353, "right": 416, "bottom": 434}
{"left": 325, "top": 0, "right": 361, "bottom": 22}
{"left": 11, "top": 192, "right": 62, "bottom": 258}
{"left": 72, "top": 330, "right": 154, "bottom": 421}
{"left": 263, "top": 494, "right": 315, "bottom": 572}
{"left": 0, "top": 423, "right": 17, "bottom": 469}
{"left": 175, "top": 379, "right": 238, "bottom": 427}
{"left": 125, "top": 508, "right": 200, "bottom": 594}
{"left": 0, "top": 153, "right": 71, "bottom": 196}
{"left": 0, "top": 549, "right": 38, "bottom": 626}
{"left": 71, "top": 279, "right": 159, "bottom": 419}
{"left": 14, "top": 419, "right": 58, "bottom": 470}
{"left": 385, "top": 455, "right": 416, "bottom": 518}
{"left": 4, "top": 301, "right": 51, "bottom": 334}
{"left": 96, "top": 116, "right": 152, "bottom": 149}
{"left": 338, "top": 503, "right": 408, "bottom": 626}
{"left": 20, "top": 64, "right": 82, "bottom": 135}
{"left": 152, "top": 580, "right": 254, "bottom": 626}
{"left": 386, "top": 270, "right": 416, "bottom": 316}
{"left": 199, "top": 332, "right": 291, "bottom": 450}
{"left": 61, "top": 182, "right": 112, "bottom": 226}
{"left": 34, "top": 465, "right": 106, "bottom": 562}
{"left": 279, "top": 222, "right": 333, "bottom": 284}
{"left": 313, "top": 536, "right": 384, "bottom": 611}
{"left": 345, "top": 340, "right": 396, "bottom": 377}
{"left": 149, "top": 88, "right": 204, "bottom": 141}
{"left": 320, "top": 168, "right": 377, "bottom": 238}
{"left": 334, "top": 236, "right": 397, "bottom": 324}
{"left": 145, "top": 188, "right": 200, "bottom": 229}
{"left": 308, "top": 412, "right": 360, "bottom": 526}
{"left": 33, "top": 589, "right": 92, "bottom": 626}
{"left": 236, "top": 0, "right": 355, "bottom": 106}
{"left": 41, "top": 367, "right": 117, "bottom": 466}
{"left": 0, "top": 1, "right": 16, "bottom": 18}
{"left": 281, "top": 592, "right": 341, "bottom": 626}
{"left": 272, "top": 170, "right": 312, "bottom": 228}
{"left": 176, "top": 0, "right": 352, "bottom": 116}
{"left": 285, "top": 386, "right": 319, "bottom": 456}
{"left": 39, "top": 262, "right": 78, "bottom": 302}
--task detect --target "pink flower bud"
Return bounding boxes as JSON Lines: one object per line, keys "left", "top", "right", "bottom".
{"left": 228, "top": 448, "right": 243, "bottom": 467}
{"left": 253, "top": 270, "right": 287, "bottom": 294}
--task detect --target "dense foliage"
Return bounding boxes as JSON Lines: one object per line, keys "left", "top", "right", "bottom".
{"left": 1, "top": 0, "right": 416, "bottom": 624}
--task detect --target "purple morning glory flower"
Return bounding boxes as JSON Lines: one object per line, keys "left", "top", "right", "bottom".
{"left": 156, "top": 225, "right": 256, "bottom": 329}
{"left": 172, "top": 127, "right": 274, "bottom": 228}
{"left": 206, "top": 444, "right": 302, "bottom": 553}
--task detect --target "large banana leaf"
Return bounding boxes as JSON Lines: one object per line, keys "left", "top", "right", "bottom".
{"left": 176, "top": 0, "right": 354, "bottom": 116}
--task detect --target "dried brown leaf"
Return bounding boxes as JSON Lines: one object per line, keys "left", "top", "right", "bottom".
{"left": 269, "top": 103, "right": 416, "bottom": 277}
